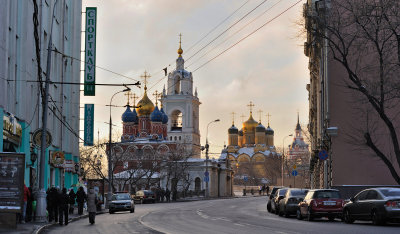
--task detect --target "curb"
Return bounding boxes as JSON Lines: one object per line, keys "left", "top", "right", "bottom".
{"left": 33, "top": 211, "right": 105, "bottom": 234}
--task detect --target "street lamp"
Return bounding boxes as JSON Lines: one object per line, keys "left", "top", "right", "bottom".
{"left": 107, "top": 87, "right": 131, "bottom": 207}
{"left": 282, "top": 134, "right": 293, "bottom": 186}
{"left": 205, "top": 119, "right": 220, "bottom": 198}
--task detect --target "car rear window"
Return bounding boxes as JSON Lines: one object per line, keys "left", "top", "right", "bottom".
{"left": 291, "top": 190, "right": 308, "bottom": 196}
{"left": 380, "top": 189, "right": 400, "bottom": 197}
{"left": 314, "top": 191, "right": 340, "bottom": 199}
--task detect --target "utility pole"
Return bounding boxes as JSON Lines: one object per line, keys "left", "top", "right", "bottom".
{"left": 36, "top": 0, "right": 58, "bottom": 222}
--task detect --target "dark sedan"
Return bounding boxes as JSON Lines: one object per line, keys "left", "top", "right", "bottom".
{"left": 267, "top": 186, "right": 284, "bottom": 213}
{"left": 279, "top": 189, "right": 308, "bottom": 217}
{"left": 343, "top": 187, "right": 400, "bottom": 225}
{"left": 298, "top": 189, "right": 344, "bottom": 221}
{"left": 271, "top": 188, "right": 289, "bottom": 215}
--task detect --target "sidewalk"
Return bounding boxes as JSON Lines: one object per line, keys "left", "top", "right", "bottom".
{"left": 0, "top": 208, "right": 105, "bottom": 234}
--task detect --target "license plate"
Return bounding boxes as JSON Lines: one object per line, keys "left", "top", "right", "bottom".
{"left": 323, "top": 201, "right": 336, "bottom": 206}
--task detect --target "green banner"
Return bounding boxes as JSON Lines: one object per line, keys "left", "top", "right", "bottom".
{"left": 84, "top": 7, "right": 97, "bottom": 96}
{"left": 84, "top": 104, "right": 94, "bottom": 146}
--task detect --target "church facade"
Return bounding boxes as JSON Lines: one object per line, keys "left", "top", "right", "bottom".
{"left": 221, "top": 105, "right": 280, "bottom": 186}
{"left": 110, "top": 38, "right": 233, "bottom": 198}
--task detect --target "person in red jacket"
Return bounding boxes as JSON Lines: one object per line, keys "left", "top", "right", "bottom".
{"left": 22, "top": 183, "right": 30, "bottom": 223}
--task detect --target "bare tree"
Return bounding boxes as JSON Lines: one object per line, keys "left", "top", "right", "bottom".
{"left": 305, "top": 0, "right": 400, "bottom": 183}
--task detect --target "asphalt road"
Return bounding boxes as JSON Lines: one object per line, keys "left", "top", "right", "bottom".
{"left": 44, "top": 196, "right": 400, "bottom": 234}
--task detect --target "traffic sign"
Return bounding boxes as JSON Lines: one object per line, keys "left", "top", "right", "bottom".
{"left": 293, "top": 164, "right": 297, "bottom": 170}
{"left": 204, "top": 176, "right": 209, "bottom": 182}
{"left": 318, "top": 150, "right": 329, "bottom": 161}
{"left": 291, "top": 170, "right": 298, "bottom": 176}
{"left": 204, "top": 171, "right": 209, "bottom": 177}
{"left": 243, "top": 176, "right": 248, "bottom": 182}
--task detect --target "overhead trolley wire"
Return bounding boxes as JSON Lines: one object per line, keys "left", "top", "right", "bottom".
{"left": 185, "top": 0, "right": 269, "bottom": 62}
{"left": 192, "top": 0, "right": 303, "bottom": 73}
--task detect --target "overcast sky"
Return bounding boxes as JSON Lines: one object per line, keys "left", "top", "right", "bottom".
{"left": 80, "top": 0, "right": 309, "bottom": 157}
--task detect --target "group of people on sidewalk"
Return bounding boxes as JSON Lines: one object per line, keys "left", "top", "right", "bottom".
{"left": 155, "top": 188, "right": 171, "bottom": 202}
{"left": 46, "top": 186, "right": 82, "bottom": 225}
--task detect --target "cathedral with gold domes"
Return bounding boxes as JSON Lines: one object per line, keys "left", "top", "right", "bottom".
{"left": 221, "top": 102, "right": 280, "bottom": 185}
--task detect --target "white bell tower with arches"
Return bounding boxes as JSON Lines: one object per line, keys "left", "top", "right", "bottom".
{"left": 161, "top": 35, "right": 201, "bottom": 158}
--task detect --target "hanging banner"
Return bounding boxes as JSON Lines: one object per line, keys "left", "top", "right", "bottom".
{"left": 84, "top": 104, "right": 94, "bottom": 146}
{"left": 84, "top": 7, "right": 97, "bottom": 96}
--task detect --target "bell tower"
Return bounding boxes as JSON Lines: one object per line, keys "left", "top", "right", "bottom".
{"left": 162, "top": 34, "right": 201, "bottom": 158}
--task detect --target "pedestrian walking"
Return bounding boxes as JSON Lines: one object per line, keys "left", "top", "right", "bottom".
{"left": 266, "top": 185, "right": 270, "bottom": 195}
{"left": 21, "top": 183, "right": 30, "bottom": 223}
{"left": 48, "top": 186, "right": 59, "bottom": 222}
{"left": 76, "top": 187, "right": 86, "bottom": 215}
{"left": 26, "top": 187, "right": 34, "bottom": 222}
{"left": 87, "top": 188, "right": 97, "bottom": 224}
{"left": 165, "top": 188, "right": 171, "bottom": 203}
{"left": 58, "top": 188, "right": 69, "bottom": 225}
{"left": 68, "top": 189, "right": 76, "bottom": 214}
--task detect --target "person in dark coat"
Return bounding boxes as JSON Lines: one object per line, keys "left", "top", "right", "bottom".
{"left": 87, "top": 188, "right": 97, "bottom": 224}
{"left": 165, "top": 188, "right": 171, "bottom": 203}
{"left": 26, "top": 187, "right": 34, "bottom": 222}
{"left": 76, "top": 187, "right": 86, "bottom": 215}
{"left": 48, "top": 187, "right": 59, "bottom": 222}
{"left": 68, "top": 189, "right": 76, "bottom": 214}
{"left": 58, "top": 188, "right": 69, "bottom": 225}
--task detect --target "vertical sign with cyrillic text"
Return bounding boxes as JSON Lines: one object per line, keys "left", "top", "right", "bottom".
{"left": 84, "top": 7, "right": 97, "bottom": 96}
{"left": 84, "top": 104, "right": 94, "bottom": 146}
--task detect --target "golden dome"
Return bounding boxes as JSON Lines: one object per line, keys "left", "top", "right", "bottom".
{"left": 136, "top": 88, "right": 155, "bottom": 116}
{"left": 243, "top": 113, "right": 258, "bottom": 133}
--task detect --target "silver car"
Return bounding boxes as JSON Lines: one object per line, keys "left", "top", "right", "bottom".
{"left": 109, "top": 193, "right": 135, "bottom": 214}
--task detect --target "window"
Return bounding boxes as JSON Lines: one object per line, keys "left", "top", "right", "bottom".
{"left": 179, "top": 136, "right": 181, "bottom": 141}
{"left": 355, "top": 190, "right": 369, "bottom": 201}
{"left": 171, "top": 110, "right": 182, "bottom": 131}
{"left": 314, "top": 190, "right": 340, "bottom": 199}
{"left": 366, "top": 190, "right": 379, "bottom": 200}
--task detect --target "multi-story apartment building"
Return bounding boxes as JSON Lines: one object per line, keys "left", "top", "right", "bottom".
{"left": 303, "top": 0, "right": 400, "bottom": 194}
{"left": 0, "top": 0, "right": 82, "bottom": 192}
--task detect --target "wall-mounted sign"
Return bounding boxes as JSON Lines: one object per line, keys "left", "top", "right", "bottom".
{"left": 84, "top": 7, "right": 97, "bottom": 96}
{"left": 50, "top": 151, "right": 65, "bottom": 168}
{"left": 84, "top": 104, "right": 94, "bottom": 146}
{"left": 3, "top": 115, "right": 22, "bottom": 145}
{"left": 0, "top": 153, "right": 25, "bottom": 213}
{"left": 64, "top": 160, "right": 74, "bottom": 172}
{"left": 32, "top": 128, "right": 52, "bottom": 148}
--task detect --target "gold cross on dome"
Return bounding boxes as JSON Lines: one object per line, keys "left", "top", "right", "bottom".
{"left": 153, "top": 90, "right": 160, "bottom": 105}
{"left": 266, "top": 112, "right": 272, "bottom": 126}
{"left": 124, "top": 91, "right": 132, "bottom": 105}
{"left": 179, "top": 33, "right": 182, "bottom": 46}
{"left": 247, "top": 101, "right": 255, "bottom": 114}
{"left": 257, "top": 110, "right": 263, "bottom": 123}
{"left": 131, "top": 93, "right": 139, "bottom": 106}
{"left": 240, "top": 114, "right": 246, "bottom": 122}
{"left": 231, "top": 112, "right": 236, "bottom": 125}
{"left": 140, "top": 71, "right": 151, "bottom": 90}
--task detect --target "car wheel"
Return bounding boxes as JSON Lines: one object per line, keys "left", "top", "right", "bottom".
{"left": 267, "top": 203, "right": 271, "bottom": 212}
{"left": 372, "top": 210, "right": 385, "bottom": 226}
{"left": 278, "top": 210, "right": 283, "bottom": 217}
{"left": 275, "top": 206, "right": 279, "bottom": 215}
{"left": 109, "top": 210, "right": 114, "bottom": 214}
{"left": 130, "top": 209, "right": 134, "bottom": 213}
{"left": 343, "top": 209, "right": 354, "bottom": 224}
{"left": 296, "top": 209, "right": 303, "bottom": 220}
{"left": 307, "top": 208, "right": 313, "bottom": 221}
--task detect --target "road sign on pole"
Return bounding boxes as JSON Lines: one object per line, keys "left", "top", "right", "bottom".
{"left": 243, "top": 176, "right": 248, "bottom": 182}
{"left": 84, "top": 104, "right": 94, "bottom": 146}
{"left": 204, "top": 176, "right": 209, "bottom": 182}
{"left": 291, "top": 170, "right": 298, "bottom": 176}
{"left": 318, "top": 150, "right": 329, "bottom": 161}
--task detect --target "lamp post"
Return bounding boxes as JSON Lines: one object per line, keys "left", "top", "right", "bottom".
{"left": 282, "top": 134, "right": 293, "bottom": 186}
{"left": 36, "top": 0, "right": 59, "bottom": 222}
{"left": 205, "top": 119, "right": 220, "bottom": 198}
{"left": 106, "top": 88, "right": 130, "bottom": 207}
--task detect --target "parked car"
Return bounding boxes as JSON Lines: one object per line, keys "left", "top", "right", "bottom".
{"left": 267, "top": 186, "right": 284, "bottom": 212}
{"left": 109, "top": 193, "right": 135, "bottom": 214}
{"left": 134, "top": 190, "right": 156, "bottom": 204}
{"left": 278, "top": 189, "right": 308, "bottom": 217}
{"left": 343, "top": 187, "right": 400, "bottom": 225}
{"left": 298, "top": 189, "right": 343, "bottom": 221}
{"left": 271, "top": 188, "right": 289, "bottom": 214}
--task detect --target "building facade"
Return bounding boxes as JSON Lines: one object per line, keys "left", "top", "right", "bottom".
{"left": 222, "top": 106, "right": 280, "bottom": 185}
{"left": 304, "top": 0, "right": 400, "bottom": 191}
{"left": 0, "top": 0, "right": 82, "bottom": 192}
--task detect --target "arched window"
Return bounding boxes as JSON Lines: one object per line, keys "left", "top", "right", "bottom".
{"left": 171, "top": 110, "right": 182, "bottom": 131}
{"left": 179, "top": 136, "right": 181, "bottom": 141}
{"left": 174, "top": 136, "right": 177, "bottom": 141}
{"left": 174, "top": 76, "right": 180, "bottom": 94}
{"left": 195, "top": 177, "right": 201, "bottom": 192}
